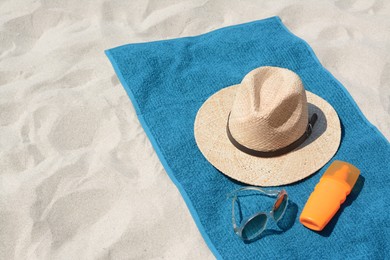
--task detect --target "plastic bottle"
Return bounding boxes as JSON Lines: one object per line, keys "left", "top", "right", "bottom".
{"left": 300, "top": 160, "right": 360, "bottom": 231}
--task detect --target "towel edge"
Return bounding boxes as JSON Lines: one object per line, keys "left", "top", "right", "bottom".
{"left": 104, "top": 16, "right": 389, "bottom": 259}
{"left": 105, "top": 50, "right": 224, "bottom": 259}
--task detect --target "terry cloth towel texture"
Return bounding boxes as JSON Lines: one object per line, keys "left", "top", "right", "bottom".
{"left": 105, "top": 16, "right": 390, "bottom": 259}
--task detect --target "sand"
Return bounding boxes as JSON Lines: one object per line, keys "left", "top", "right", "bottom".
{"left": 0, "top": 0, "right": 389, "bottom": 259}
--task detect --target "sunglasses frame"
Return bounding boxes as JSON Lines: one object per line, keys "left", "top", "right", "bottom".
{"left": 228, "top": 186, "right": 288, "bottom": 241}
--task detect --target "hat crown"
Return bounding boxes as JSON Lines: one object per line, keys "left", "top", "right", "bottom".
{"left": 229, "top": 66, "right": 308, "bottom": 151}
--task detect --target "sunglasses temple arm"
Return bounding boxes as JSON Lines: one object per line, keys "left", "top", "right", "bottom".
{"left": 227, "top": 186, "right": 280, "bottom": 198}
{"left": 260, "top": 188, "right": 280, "bottom": 197}
{"left": 231, "top": 195, "right": 238, "bottom": 230}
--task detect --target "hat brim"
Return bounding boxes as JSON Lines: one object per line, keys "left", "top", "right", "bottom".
{"left": 194, "top": 85, "right": 341, "bottom": 186}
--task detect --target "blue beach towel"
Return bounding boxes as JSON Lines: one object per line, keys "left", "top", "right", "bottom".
{"left": 105, "top": 17, "right": 390, "bottom": 259}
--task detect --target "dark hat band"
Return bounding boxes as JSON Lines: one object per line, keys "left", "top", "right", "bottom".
{"left": 226, "top": 113, "right": 318, "bottom": 158}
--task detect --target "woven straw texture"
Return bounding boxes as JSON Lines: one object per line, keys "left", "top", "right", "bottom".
{"left": 194, "top": 85, "right": 341, "bottom": 186}
{"left": 229, "top": 67, "right": 309, "bottom": 151}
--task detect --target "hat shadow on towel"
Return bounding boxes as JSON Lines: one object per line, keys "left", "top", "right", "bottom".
{"left": 293, "top": 103, "right": 328, "bottom": 152}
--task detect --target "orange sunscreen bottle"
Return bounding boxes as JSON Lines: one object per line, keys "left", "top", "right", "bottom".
{"left": 300, "top": 160, "right": 360, "bottom": 231}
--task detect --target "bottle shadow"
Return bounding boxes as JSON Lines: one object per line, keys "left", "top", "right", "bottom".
{"left": 317, "top": 175, "right": 365, "bottom": 237}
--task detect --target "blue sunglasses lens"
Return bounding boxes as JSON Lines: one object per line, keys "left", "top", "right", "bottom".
{"left": 241, "top": 213, "right": 267, "bottom": 240}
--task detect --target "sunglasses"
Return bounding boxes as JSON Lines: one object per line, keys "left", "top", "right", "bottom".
{"left": 227, "top": 186, "right": 288, "bottom": 241}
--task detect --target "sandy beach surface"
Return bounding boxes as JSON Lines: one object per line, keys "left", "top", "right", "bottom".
{"left": 1, "top": 0, "right": 389, "bottom": 259}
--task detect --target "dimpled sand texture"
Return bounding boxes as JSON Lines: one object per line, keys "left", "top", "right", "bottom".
{"left": 1, "top": 0, "right": 390, "bottom": 259}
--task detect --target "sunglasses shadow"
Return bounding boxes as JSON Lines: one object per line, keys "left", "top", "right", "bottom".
{"left": 277, "top": 200, "right": 298, "bottom": 231}
{"left": 239, "top": 200, "right": 298, "bottom": 244}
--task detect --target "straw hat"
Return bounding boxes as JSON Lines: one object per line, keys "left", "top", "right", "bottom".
{"left": 194, "top": 66, "right": 341, "bottom": 186}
